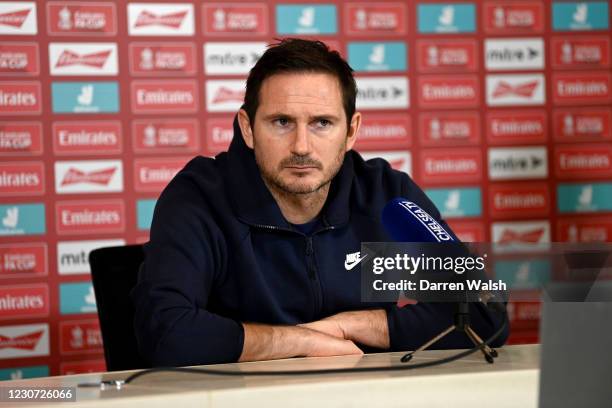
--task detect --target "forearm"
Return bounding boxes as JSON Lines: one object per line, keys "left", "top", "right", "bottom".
{"left": 239, "top": 323, "right": 311, "bottom": 362}
{"left": 339, "top": 309, "right": 390, "bottom": 349}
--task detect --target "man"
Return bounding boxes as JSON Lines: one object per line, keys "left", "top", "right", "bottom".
{"left": 132, "top": 39, "right": 507, "bottom": 366}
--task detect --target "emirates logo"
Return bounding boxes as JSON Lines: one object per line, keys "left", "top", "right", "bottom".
{"left": 0, "top": 330, "right": 43, "bottom": 350}
{"left": 55, "top": 50, "right": 111, "bottom": 68}
{"left": 0, "top": 8, "right": 30, "bottom": 28}
{"left": 492, "top": 81, "right": 539, "bottom": 98}
{"left": 134, "top": 10, "right": 187, "bottom": 28}
{"left": 61, "top": 167, "right": 116, "bottom": 186}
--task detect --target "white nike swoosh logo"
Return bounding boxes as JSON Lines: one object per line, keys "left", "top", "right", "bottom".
{"left": 344, "top": 254, "right": 368, "bottom": 271}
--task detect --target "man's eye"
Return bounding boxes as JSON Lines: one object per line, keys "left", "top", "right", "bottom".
{"left": 274, "top": 118, "right": 289, "bottom": 126}
{"left": 317, "top": 119, "right": 331, "bottom": 128}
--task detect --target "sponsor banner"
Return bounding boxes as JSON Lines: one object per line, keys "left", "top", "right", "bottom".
{"left": 424, "top": 187, "right": 482, "bottom": 218}
{"left": 417, "top": 3, "right": 476, "bottom": 33}
{"left": 57, "top": 239, "right": 124, "bottom": 275}
{"left": 555, "top": 144, "right": 612, "bottom": 179}
{"left": 137, "top": 199, "right": 156, "bottom": 230}
{"left": 204, "top": 42, "right": 266, "bottom": 75}
{"left": 494, "top": 259, "right": 551, "bottom": 290}
{"left": 131, "top": 80, "right": 198, "bottom": 114}
{"left": 54, "top": 160, "right": 123, "bottom": 194}
{"left": 130, "top": 43, "right": 196, "bottom": 76}
{"left": 486, "top": 74, "right": 545, "bottom": 106}
{"left": 419, "top": 111, "right": 480, "bottom": 146}
{"left": 127, "top": 3, "right": 194, "bottom": 36}
{"left": 447, "top": 220, "right": 486, "bottom": 242}
{"left": 0, "top": 323, "right": 49, "bottom": 360}
{"left": 202, "top": 3, "right": 268, "bottom": 36}
{"left": 276, "top": 4, "right": 337, "bottom": 35}
{"left": 133, "top": 157, "right": 191, "bottom": 192}
{"left": 0, "top": 243, "right": 47, "bottom": 278}
{"left": 420, "top": 148, "right": 482, "bottom": 184}
{"left": 49, "top": 43, "right": 118, "bottom": 76}
{"left": 59, "top": 282, "right": 97, "bottom": 315}
{"left": 418, "top": 75, "right": 479, "bottom": 108}
{"left": 205, "top": 79, "right": 245, "bottom": 113}
{"left": 133, "top": 119, "right": 199, "bottom": 154}
{"left": 488, "top": 146, "right": 548, "bottom": 180}
{"left": 483, "top": 1, "right": 544, "bottom": 34}
{"left": 0, "top": 2, "right": 37, "bottom": 35}
{"left": 551, "top": 36, "right": 611, "bottom": 69}
{"left": 0, "top": 284, "right": 49, "bottom": 320}
{"left": 0, "top": 365, "right": 48, "bottom": 380}
{"left": 353, "top": 114, "right": 411, "bottom": 151}
{"left": 484, "top": 38, "right": 544, "bottom": 71}
{"left": 491, "top": 220, "right": 551, "bottom": 252}
{"left": 552, "top": 71, "right": 611, "bottom": 105}
{"left": 347, "top": 42, "right": 407, "bottom": 72}
{"left": 59, "top": 319, "right": 103, "bottom": 355}
{"left": 0, "top": 122, "right": 42, "bottom": 156}
{"left": 51, "top": 82, "right": 119, "bottom": 114}
{"left": 0, "top": 161, "right": 44, "bottom": 196}
{"left": 47, "top": 2, "right": 117, "bottom": 36}
{"left": 53, "top": 121, "right": 122, "bottom": 155}
{"left": 0, "top": 81, "right": 41, "bottom": 115}
{"left": 0, "top": 42, "right": 39, "bottom": 76}
{"left": 56, "top": 200, "right": 125, "bottom": 235}
{"left": 416, "top": 39, "right": 477, "bottom": 73}
{"left": 204, "top": 117, "right": 233, "bottom": 155}
{"left": 486, "top": 110, "right": 547, "bottom": 145}
{"left": 355, "top": 76, "right": 409, "bottom": 110}
{"left": 553, "top": 108, "right": 612, "bottom": 142}
{"left": 344, "top": 3, "right": 407, "bottom": 36}
{"left": 360, "top": 151, "right": 412, "bottom": 175}
{"left": 507, "top": 302, "right": 541, "bottom": 326}
{"left": 557, "top": 216, "right": 612, "bottom": 242}
{"left": 557, "top": 182, "right": 612, "bottom": 213}
{"left": 60, "top": 359, "right": 105, "bottom": 375}
{"left": 0, "top": 203, "right": 45, "bottom": 236}
{"left": 552, "top": 1, "right": 609, "bottom": 31}
{"left": 489, "top": 182, "right": 550, "bottom": 219}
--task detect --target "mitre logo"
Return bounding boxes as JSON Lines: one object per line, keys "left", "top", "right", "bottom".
{"left": 484, "top": 38, "right": 544, "bottom": 70}
{"left": 54, "top": 160, "right": 123, "bottom": 194}
{"left": 344, "top": 3, "right": 406, "bottom": 35}
{"left": 486, "top": 74, "right": 545, "bottom": 106}
{"left": 0, "top": 2, "right": 37, "bottom": 35}
{"left": 128, "top": 3, "right": 194, "bottom": 36}
{"left": 488, "top": 147, "right": 548, "bottom": 180}
{"left": 355, "top": 77, "right": 409, "bottom": 110}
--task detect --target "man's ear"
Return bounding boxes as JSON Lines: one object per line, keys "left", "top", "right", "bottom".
{"left": 346, "top": 111, "right": 361, "bottom": 152}
{"left": 238, "top": 109, "right": 254, "bottom": 149}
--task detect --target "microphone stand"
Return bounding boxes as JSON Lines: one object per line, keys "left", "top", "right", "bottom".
{"left": 400, "top": 302, "right": 499, "bottom": 364}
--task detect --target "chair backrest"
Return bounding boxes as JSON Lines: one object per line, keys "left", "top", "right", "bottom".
{"left": 89, "top": 244, "right": 149, "bottom": 371}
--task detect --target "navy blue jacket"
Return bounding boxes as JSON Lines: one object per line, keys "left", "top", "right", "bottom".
{"left": 132, "top": 116, "right": 508, "bottom": 366}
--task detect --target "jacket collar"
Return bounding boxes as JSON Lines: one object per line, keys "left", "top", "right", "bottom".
{"left": 224, "top": 114, "right": 353, "bottom": 229}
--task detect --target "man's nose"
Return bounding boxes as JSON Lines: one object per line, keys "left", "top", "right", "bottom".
{"left": 291, "top": 123, "right": 312, "bottom": 156}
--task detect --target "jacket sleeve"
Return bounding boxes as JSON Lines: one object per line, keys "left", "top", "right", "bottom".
{"left": 131, "top": 171, "right": 245, "bottom": 367}
{"left": 384, "top": 174, "right": 509, "bottom": 351}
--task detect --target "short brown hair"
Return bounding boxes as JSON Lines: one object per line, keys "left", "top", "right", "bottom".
{"left": 243, "top": 38, "right": 357, "bottom": 127}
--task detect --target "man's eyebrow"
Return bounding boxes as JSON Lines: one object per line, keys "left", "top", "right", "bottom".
{"left": 260, "top": 113, "right": 342, "bottom": 121}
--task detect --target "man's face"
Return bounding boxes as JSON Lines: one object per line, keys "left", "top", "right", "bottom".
{"left": 238, "top": 72, "right": 360, "bottom": 195}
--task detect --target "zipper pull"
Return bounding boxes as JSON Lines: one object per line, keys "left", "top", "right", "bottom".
{"left": 305, "top": 237, "right": 313, "bottom": 256}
